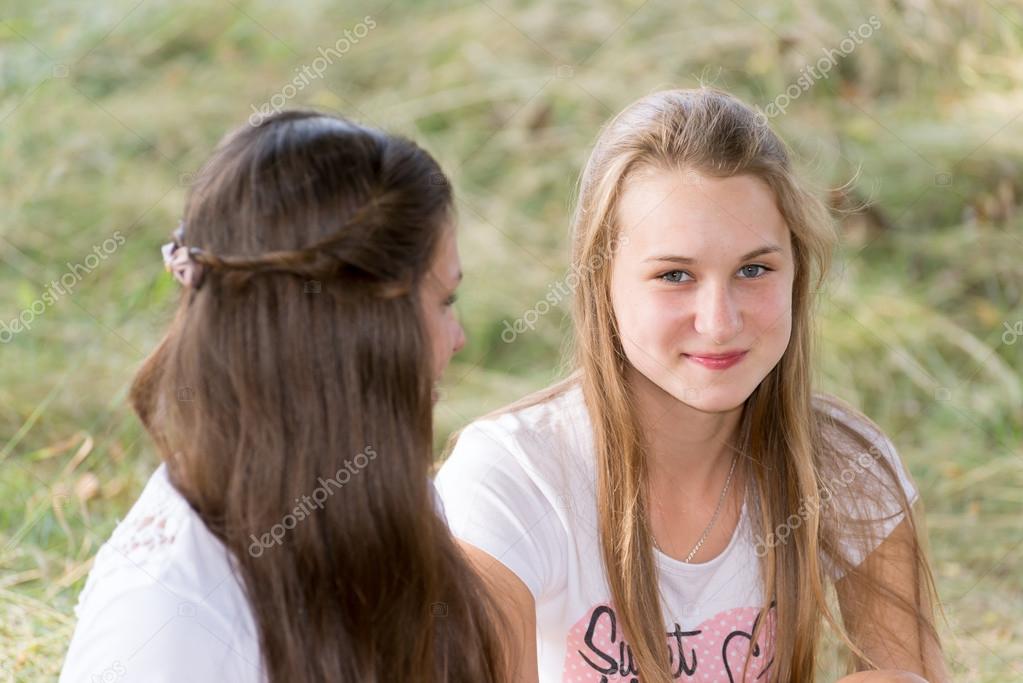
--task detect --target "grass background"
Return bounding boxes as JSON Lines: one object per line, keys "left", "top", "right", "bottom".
{"left": 1, "top": 0, "right": 1021, "bottom": 679}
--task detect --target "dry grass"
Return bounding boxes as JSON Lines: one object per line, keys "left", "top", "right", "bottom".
{"left": 1, "top": 0, "right": 1021, "bottom": 679}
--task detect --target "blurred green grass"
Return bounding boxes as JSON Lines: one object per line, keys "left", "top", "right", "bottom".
{"left": 1, "top": 0, "right": 1021, "bottom": 679}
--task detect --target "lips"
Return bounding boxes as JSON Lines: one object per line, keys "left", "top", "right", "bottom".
{"left": 684, "top": 350, "right": 748, "bottom": 369}
{"left": 685, "top": 351, "right": 746, "bottom": 359}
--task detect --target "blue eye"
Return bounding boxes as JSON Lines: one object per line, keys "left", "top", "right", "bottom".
{"left": 739, "top": 264, "right": 771, "bottom": 278}
{"left": 661, "top": 270, "right": 692, "bottom": 283}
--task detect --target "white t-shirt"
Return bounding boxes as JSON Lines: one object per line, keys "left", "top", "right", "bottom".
{"left": 61, "top": 464, "right": 449, "bottom": 682}
{"left": 60, "top": 464, "right": 262, "bottom": 682}
{"left": 434, "top": 384, "right": 919, "bottom": 683}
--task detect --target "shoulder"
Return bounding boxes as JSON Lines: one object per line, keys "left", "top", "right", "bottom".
{"left": 433, "top": 383, "right": 588, "bottom": 600}
{"left": 811, "top": 393, "right": 921, "bottom": 578}
{"left": 76, "top": 464, "right": 245, "bottom": 599}
{"left": 436, "top": 380, "right": 592, "bottom": 499}
{"left": 813, "top": 392, "right": 890, "bottom": 445}
{"left": 449, "top": 380, "right": 591, "bottom": 462}
{"left": 814, "top": 392, "right": 920, "bottom": 527}
{"left": 62, "top": 465, "right": 261, "bottom": 682}
{"left": 811, "top": 393, "right": 917, "bottom": 501}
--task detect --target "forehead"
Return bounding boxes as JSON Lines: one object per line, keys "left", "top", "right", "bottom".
{"left": 616, "top": 169, "right": 791, "bottom": 260}
{"left": 427, "top": 223, "right": 462, "bottom": 284}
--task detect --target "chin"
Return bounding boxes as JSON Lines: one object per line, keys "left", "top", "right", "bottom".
{"left": 679, "top": 391, "right": 748, "bottom": 414}
{"left": 668, "top": 375, "right": 754, "bottom": 413}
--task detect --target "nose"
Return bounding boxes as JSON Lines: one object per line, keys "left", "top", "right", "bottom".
{"left": 452, "top": 321, "right": 467, "bottom": 355}
{"left": 693, "top": 281, "right": 742, "bottom": 343}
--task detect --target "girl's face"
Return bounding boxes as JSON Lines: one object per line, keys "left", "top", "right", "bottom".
{"left": 420, "top": 224, "right": 467, "bottom": 403}
{"left": 609, "top": 169, "right": 795, "bottom": 413}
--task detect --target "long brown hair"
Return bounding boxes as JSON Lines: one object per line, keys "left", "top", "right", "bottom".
{"left": 130, "top": 110, "right": 505, "bottom": 682}
{"left": 470, "top": 88, "right": 946, "bottom": 681}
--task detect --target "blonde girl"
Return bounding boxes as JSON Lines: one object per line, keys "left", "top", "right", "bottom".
{"left": 436, "top": 88, "right": 948, "bottom": 683}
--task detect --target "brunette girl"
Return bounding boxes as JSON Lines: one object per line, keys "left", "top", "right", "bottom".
{"left": 61, "top": 111, "right": 505, "bottom": 683}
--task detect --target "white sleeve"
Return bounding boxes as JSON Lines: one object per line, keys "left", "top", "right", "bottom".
{"left": 823, "top": 411, "right": 920, "bottom": 581}
{"left": 429, "top": 477, "right": 448, "bottom": 524}
{"left": 434, "top": 421, "right": 566, "bottom": 602}
{"left": 60, "top": 575, "right": 260, "bottom": 682}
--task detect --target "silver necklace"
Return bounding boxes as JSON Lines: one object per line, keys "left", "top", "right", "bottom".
{"left": 652, "top": 452, "right": 739, "bottom": 563}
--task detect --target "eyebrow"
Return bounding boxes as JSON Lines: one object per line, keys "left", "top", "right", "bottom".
{"left": 643, "top": 245, "right": 784, "bottom": 265}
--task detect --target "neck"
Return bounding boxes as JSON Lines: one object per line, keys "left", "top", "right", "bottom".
{"left": 627, "top": 366, "right": 745, "bottom": 496}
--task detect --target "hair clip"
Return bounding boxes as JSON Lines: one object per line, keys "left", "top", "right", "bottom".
{"left": 161, "top": 222, "right": 205, "bottom": 289}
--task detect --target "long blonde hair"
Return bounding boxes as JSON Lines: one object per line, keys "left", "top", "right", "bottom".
{"left": 471, "top": 87, "right": 945, "bottom": 681}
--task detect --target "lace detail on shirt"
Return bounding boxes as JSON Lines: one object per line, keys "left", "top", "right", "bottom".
{"left": 106, "top": 467, "right": 188, "bottom": 564}
{"left": 74, "top": 467, "right": 191, "bottom": 618}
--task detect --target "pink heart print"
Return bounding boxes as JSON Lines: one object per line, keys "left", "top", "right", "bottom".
{"left": 562, "top": 601, "right": 777, "bottom": 682}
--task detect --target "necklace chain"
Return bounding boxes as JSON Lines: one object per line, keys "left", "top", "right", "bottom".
{"left": 652, "top": 452, "right": 740, "bottom": 563}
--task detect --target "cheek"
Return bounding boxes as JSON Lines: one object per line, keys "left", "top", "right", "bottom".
{"left": 634, "top": 293, "right": 687, "bottom": 343}
{"left": 420, "top": 308, "right": 444, "bottom": 365}
{"left": 435, "top": 313, "right": 453, "bottom": 353}
{"left": 746, "top": 282, "right": 793, "bottom": 354}
{"left": 444, "top": 315, "right": 460, "bottom": 350}
{"left": 613, "top": 288, "right": 687, "bottom": 364}
{"left": 433, "top": 311, "right": 461, "bottom": 366}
